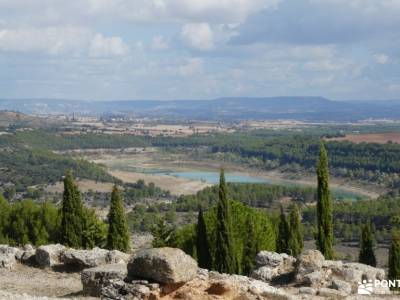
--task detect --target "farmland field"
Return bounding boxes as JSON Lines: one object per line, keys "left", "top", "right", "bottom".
{"left": 329, "top": 132, "right": 400, "bottom": 144}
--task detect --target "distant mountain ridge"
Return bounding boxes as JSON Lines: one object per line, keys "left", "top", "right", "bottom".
{"left": 1, "top": 97, "right": 400, "bottom": 121}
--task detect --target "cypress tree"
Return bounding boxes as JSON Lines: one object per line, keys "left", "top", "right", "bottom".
{"left": 316, "top": 142, "right": 334, "bottom": 259}
{"left": 106, "top": 186, "right": 130, "bottom": 252}
{"left": 288, "top": 203, "right": 303, "bottom": 257}
{"left": 389, "top": 229, "right": 400, "bottom": 288}
{"left": 242, "top": 213, "right": 258, "bottom": 275}
{"left": 196, "top": 208, "right": 212, "bottom": 269}
{"left": 277, "top": 206, "right": 290, "bottom": 254}
{"left": 358, "top": 223, "right": 376, "bottom": 267}
{"left": 215, "top": 168, "right": 237, "bottom": 274}
{"left": 60, "top": 170, "right": 84, "bottom": 248}
{"left": 0, "top": 195, "right": 10, "bottom": 244}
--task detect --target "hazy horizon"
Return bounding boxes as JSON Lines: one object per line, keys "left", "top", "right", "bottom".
{"left": 1, "top": 97, "right": 400, "bottom": 103}
{"left": 1, "top": 1, "right": 399, "bottom": 101}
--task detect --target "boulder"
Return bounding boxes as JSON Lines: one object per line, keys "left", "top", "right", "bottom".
{"left": 255, "top": 251, "right": 296, "bottom": 269}
{"left": 302, "top": 270, "right": 325, "bottom": 287}
{"left": 0, "top": 245, "right": 19, "bottom": 269}
{"left": 128, "top": 247, "right": 198, "bottom": 284}
{"left": 81, "top": 263, "right": 128, "bottom": 297}
{"left": 330, "top": 279, "right": 352, "bottom": 295}
{"left": 251, "top": 266, "right": 276, "bottom": 282}
{"left": 62, "top": 247, "right": 109, "bottom": 269}
{"left": 252, "top": 251, "right": 296, "bottom": 283}
{"left": 20, "top": 249, "right": 36, "bottom": 265}
{"left": 342, "top": 263, "right": 385, "bottom": 281}
{"left": 35, "top": 244, "right": 66, "bottom": 268}
{"left": 296, "top": 250, "right": 325, "bottom": 276}
{"left": 106, "top": 249, "right": 130, "bottom": 264}
{"left": 99, "top": 279, "right": 160, "bottom": 300}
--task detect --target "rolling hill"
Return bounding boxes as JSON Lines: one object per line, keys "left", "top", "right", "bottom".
{"left": 1, "top": 97, "right": 400, "bottom": 121}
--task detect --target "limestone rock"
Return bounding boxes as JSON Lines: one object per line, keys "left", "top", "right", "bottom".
{"left": 128, "top": 247, "right": 198, "bottom": 284}
{"left": 35, "top": 244, "right": 66, "bottom": 268}
{"left": 81, "top": 263, "right": 128, "bottom": 297}
{"left": 251, "top": 266, "right": 277, "bottom": 282}
{"left": 296, "top": 250, "right": 325, "bottom": 276}
{"left": 107, "top": 250, "right": 130, "bottom": 264}
{"left": 302, "top": 270, "right": 327, "bottom": 287}
{"left": 255, "top": 251, "right": 296, "bottom": 268}
{"left": 62, "top": 247, "right": 109, "bottom": 269}
{"left": 299, "top": 287, "right": 316, "bottom": 295}
{"left": 295, "top": 250, "right": 325, "bottom": 284}
{"left": 318, "top": 287, "right": 347, "bottom": 298}
{"left": 342, "top": 263, "right": 385, "bottom": 281}
{"left": 0, "top": 245, "right": 19, "bottom": 269}
{"left": 330, "top": 279, "right": 352, "bottom": 295}
{"left": 252, "top": 251, "right": 296, "bottom": 283}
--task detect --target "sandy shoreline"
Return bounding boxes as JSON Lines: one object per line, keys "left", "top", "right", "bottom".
{"left": 78, "top": 149, "right": 382, "bottom": 199}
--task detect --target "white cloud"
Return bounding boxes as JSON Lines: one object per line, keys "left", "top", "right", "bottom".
{"left": 151, "top": 36, "right": 169, "bottom": 50}
{"left": 0, "top": 27, "right": 91, "bottom": 55}
{"left": 89, "top": 34, "right": 129, "bottom": 57}
{"left": 179, "top": 57, "right": 203, "bottom": 76}
{"left": 86, "top": 0, "right": 281, "bottom": 23}
{"left": 181, "top": 23, "right": 214, "bottom": 50}
{"left": 374, "top": 53, "right": 389, "bottom": 65}
{"left": 0, "top": 26, "right": 129, "bottom": 57}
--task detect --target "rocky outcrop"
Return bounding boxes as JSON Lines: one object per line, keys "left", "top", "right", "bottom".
{"left": 0, "top": 244, "right": 394, "bottom": 299}
{"left": 81, "top": 263, "right": 128, "bottom": 296}
{"left": 107, "top": 250, "right": 130, "bottom": 264}
{"left": 127, "top": 247, "right": 198, "bottom": 284}
{"left": 251, "top": 249, "right": 390, "bottom": 297}
{"left": 18, "top": 244, "right": 37, "bottom": 265}
{"left": 90, "top": 267, "right": 294, "bottom": 300}
{"left": 61, "top": 247, "right": 110, "bottom": 269}
{"left": 0, "top": 245, "right": 19, "bottom": 269}
{"left": 251, "top": 251, "right": 296, "bottom": 282}
{"left": 35, "top": 244, "right": 66, "bottom": 268}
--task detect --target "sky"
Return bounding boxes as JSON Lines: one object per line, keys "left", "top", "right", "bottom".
{"left": 0, "top": 0, "right": 399, "bottom": 101}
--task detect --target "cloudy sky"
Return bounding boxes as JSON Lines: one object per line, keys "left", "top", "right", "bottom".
{"left": 0, "top": 0, "right": 399, "bottom": 100}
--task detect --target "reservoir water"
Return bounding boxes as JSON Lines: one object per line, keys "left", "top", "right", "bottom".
{"left": 167, "top": 171, "right": 270, "bottom": 184}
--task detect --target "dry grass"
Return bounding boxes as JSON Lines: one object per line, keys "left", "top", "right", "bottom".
{"left": 46, "top": 179, "right": 115, "bottom": 193}
{"left": 110, "top": 170, "right": 212, "bottom": 195}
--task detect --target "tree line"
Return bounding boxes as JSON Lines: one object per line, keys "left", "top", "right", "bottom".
{"left": 0, "top": 170, "right": 130, "bottom": 252}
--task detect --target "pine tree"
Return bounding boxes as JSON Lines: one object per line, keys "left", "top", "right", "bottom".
{"left": 277, "top": 206, "right": 290, "bottom": 254}
{"left": 151, "top": 217, "right": 174, "bottom": 247}
{"left": 389, "top": 229, "right": 400, "bottom": 288}
{"left": 83, "top": 207, "right": 107, "bottom": 249}
{"left": 316, "top": 142, "right": 334, "bottom": 259}
{"left": 196, "top": 208, "right": 212, "bottom": 269}
{"left": 106, "top": 186, "right": 130, "bottom": 252}
{"left": 0, "top": 195, "right": 10, "bottom": 244}
{"left": 288, "top": 203, "right": 303, "bottom": 257}
{"left": 358, "top": 223, "right": 376, "bottom": 267}
{"left": 60, "top": 170, "right": 84, "bottom": 248}
{"left": 215, "top": 168, "right": 237, "bottom": 274}
{"left": 242, "top": 213, "right": 258, "bottom": 275}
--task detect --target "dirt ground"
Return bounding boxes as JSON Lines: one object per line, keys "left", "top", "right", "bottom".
{"left": 0, "top": 264, "right": 96, "bottom": 299}
{"left": 109, "top": 170, "right": 212, "bottom": 195}
{"left": 46, "top": 180, "right": 115, "bottom": 194}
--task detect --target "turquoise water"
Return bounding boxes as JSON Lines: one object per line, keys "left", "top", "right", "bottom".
{"left": 166, "top": 171, "right": 271, "bottom": 184}
{"left": 162, "top": 171, "right": 364, "bottom": 201}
